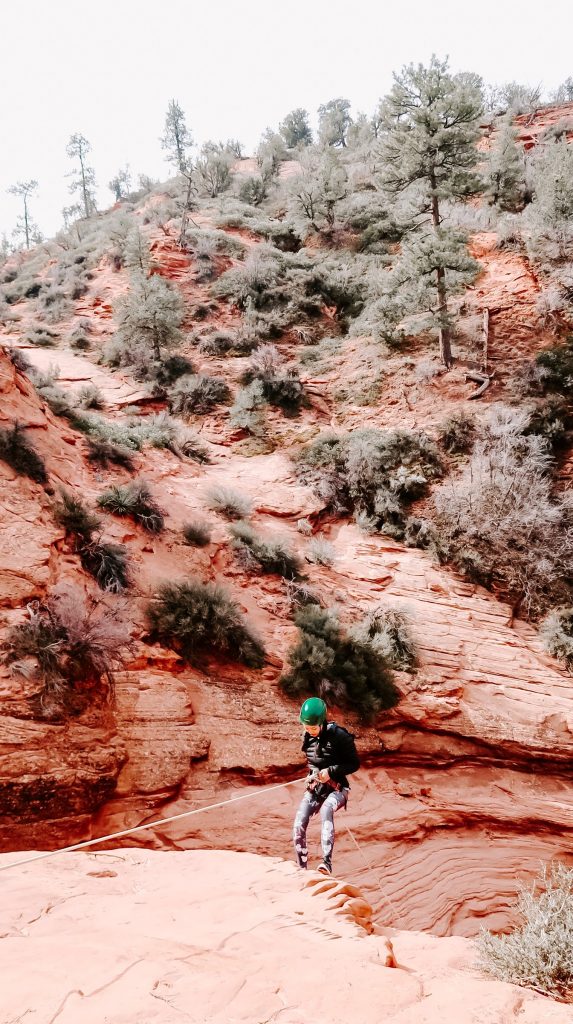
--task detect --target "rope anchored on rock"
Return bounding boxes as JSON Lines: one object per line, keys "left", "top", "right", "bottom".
{"left": 0, "top": 776, "right": 308, "bottom": 873}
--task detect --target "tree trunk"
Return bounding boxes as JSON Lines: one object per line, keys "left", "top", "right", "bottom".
{"left": 431, "top": 179, "right": 453, "bottom": 369}
{"left": 178, "top": 174, "right": 194, "bottom": 248}
{"left": 23, "top": 196, "right": 30, "bottom": 249}
{"left": 80, "top": 154, "right": 90, "bottom": 219}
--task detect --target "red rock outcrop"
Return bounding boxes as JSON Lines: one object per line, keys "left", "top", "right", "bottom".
{"left": 2, "top": 849, "right": 571, "bottom": 1022}
{"left": 2, "top": 171, "right": 573, "bottom": 943}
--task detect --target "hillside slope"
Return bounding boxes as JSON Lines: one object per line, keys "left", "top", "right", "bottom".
{"left": 2, "top": 108, "right": 573, "bottom": 941}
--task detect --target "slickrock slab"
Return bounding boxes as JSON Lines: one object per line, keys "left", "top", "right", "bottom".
{"left": 1, "top": 849, "right": 570, "bottom": 1024}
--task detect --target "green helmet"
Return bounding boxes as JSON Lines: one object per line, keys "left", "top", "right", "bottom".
{"left": 299, "top": 697, "right": 327, "bottom": 726}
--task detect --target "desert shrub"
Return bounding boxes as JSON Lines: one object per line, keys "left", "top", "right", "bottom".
{"left": 306, "top": 536, "right": 336, "bottom": 566}
{"left": 353, "top": 605, "right": 416, "bottom": 671}
{"left": 238, "top": 176, "right": 268, "bottom": 206}
{"left": 71, "top": 410, "right": 201, "bottom": 461}
{"left": 508, "top": 360, "right": 549, "bottom": 400}
{"left": 197, "top": 330, "right": 236, "bottom": 356}
{"left": 3, "top": 585, "right": 131, "bottom": 719}
{"left": 299, "top": 336, "right": 342, "bottom": 366}
{"left": 98, "top": 479, "right": 165, "bottom": 533}
{"left": 477, "top": 863, "right": 573, "bottom": 1000}
{"left": 145, "top": 580, "right": 264, "bottom": 667}
{"left": 524, "top": 397, "right": 570, "bottom": 450}
{"left": 541, "top": 607, "right": 573, "bottom": 671}
{"left": 25, "top": 326, "right": 59, "bottom": 347}
{"left": 7, "top": 347, "right": 31, "bottom": 372}
{"left": 229, "top": 520, "right": 301, "bottom": 579}
{"left": 0, "top": 423, "right": 47, "bottom": 483}
{"left": 80, "top": 541, "right": 130, "bottom": 593}
{"left": 177, "top": 429, "right": 210, "bottom": 463}
{"left": 29, "top": 364, "right": 74, "bottom": 417}
{"left": 253, "top": 221, "right": 302, "bottom": 252}
{"left": 53, "top": 490, "right": 101, "bottom": 546}
{"left": 75, "top": 384, "right": 104, "bottom": 410}
{"left": 402, "top": 515, "right": 441, "bottom": 555}
{"left": 431, "top": 407, "right": 573, "bottom": 617}
{"left": 39, "top": 293, "right": 74, "bottom": 325}
{"left": 296, "top": 428, "right": 441, "bottom": 537}
{"left": 279, "top": 605, "right": 400, "bottom": 721}
{"left": 536, "top": 336, "right": 573, "bottom": 396}
{"left": 182, "top": 520, "right": 212, "bottom": 547}
{"left": 438, "top": 412, "right": 476, "bottom": 454}
{"left": 85, "top": 438, "right": 135, "bottom": 471}
{"left": 71, "top": 334, "right": 91, "bottom": 350}
{"left": 496, "top": 213, "right": 524, "bottom": 249}
{"left": 53, "top": 491, "right": 130, "bottom": 591}
{"left": 285, "top": 579, "right": 321, "bottom": 610}
{"left": 153, "top": 354, "right": 194, "bottom": 388}
{"left": 229, "top": 380, "right": 267, "bottom": 435}
{"left": 212, "top": 249, "right": 282, "bottom": 310}
{"left": 206, "top": 485, "right": 252, "bottom": 519}
{"left": 169, "top": 374, "right": 231, "bottom": 416}
{"left": 242, "top": 344, "right": 306, "bottom": 414}
{"left": 184, "top": 227, "right": 245, "bottom": 259}
{"left": 37, "top": 381, "right": 72, "bottom": 416}
{"left": 297, "top": 518, "right": 313, "bottom": 536}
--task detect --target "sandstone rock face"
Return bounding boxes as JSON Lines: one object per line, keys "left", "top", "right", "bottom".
{"left": 2, "top": 849, "right": 570, "bottom": 1024}
{"left": 2, "top": 164, "right": 573, "bottom": 948}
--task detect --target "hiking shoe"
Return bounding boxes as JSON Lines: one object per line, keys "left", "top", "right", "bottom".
{"left": 317, "top": 860, "right": 332, "bottom": 875}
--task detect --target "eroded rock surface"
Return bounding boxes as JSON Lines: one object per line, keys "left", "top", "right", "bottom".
{"left": 2, "top": 849, "right": 570, "bottom": 1024}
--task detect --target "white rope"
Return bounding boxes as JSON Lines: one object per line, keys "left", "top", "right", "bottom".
{"left": 343, "top": 820, "right": 401, "bottom": 925}
{"left": 0, "top": 776, "right": 307, "bottom": 873}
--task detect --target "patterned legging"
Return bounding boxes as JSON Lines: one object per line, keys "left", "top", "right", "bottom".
{"left": 293, "top": 788, "right": 348, "bottom": 869}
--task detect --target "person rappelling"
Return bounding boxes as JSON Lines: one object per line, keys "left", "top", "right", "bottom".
{"left": 293, "top": 697, "right": 360, "bottom": 875}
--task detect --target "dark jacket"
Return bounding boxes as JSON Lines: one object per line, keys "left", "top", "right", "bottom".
{"left": 302, "top": 721, "right": 360, "bottom": 794}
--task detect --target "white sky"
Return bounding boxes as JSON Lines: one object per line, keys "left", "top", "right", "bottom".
{"left": 1, "top": 0, "right": 571, "bottom": 239}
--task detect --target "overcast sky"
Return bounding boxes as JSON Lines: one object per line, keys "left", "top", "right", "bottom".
{"left": 1, "top": 0, "right": 571, "bottom": 239}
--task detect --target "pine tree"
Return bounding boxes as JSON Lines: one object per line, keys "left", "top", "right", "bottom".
{"left": 552, "top": 76, "right": 573, "bottom": 103}
{"left": 485, "top": 116, "right": 526, "bottom": 211}
{"left": 161, "top": 99, "right": 193, "bottom": 174}
{"left": 289, "top": 152, "right": 348, "bottom": 230}
{"left": 66, "top": 134, "right": 97, "bottom": 219}
{"left": 195, "top": 143, "right": 233, "bottom": 197}
{"left": 8, "top": 180, "right": 41, "bottom": 249}
{"left": 380, "top": 55, "right": 483, "bottom": 366}
{"left": 160, "top": 99, "right": 194, "bottom": 247}
{"left": 124, "top": 227, "right": 152, "bottom": 273}
{"left": 108, "top": 166, "right": 132, "bottom": 202}
{"left": 318, "top": 98, "right": 352, "bottom": 148}
{"left": 526, "top": 138, "right": 573, "bottom": 272}
{"left": 279, "top": 108, "right": 313, "bottom": 148}
{"left": 533, "top": 139, "right": 573, "bottom": 225}
{"left": 115, "top": 274, "right": 183, "bottom": 362}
